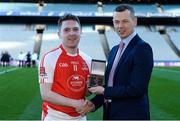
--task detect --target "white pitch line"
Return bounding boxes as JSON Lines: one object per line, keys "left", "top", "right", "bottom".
{"left": 0, "top": 68, "right": 19, "bottom": 75}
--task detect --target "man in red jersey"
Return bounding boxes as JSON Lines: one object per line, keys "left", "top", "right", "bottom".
{"left": 39, "top": 13, "right": 91, "bottom": 120}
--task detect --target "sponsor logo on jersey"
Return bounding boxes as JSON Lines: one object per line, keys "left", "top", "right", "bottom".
{"left": 67, "top": 75, "right": 85, "bottom": 92}
{"left": 59, "top": 63, "right": 68, "bottom": 68}
{"left": 71, "top": 61, "right": 79, "bottom": 65}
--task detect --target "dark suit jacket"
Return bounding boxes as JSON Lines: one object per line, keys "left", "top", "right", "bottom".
{"left": 91, "top": 34, "right": 153, "bottom": 120}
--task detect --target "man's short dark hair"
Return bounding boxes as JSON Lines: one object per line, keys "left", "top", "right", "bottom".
{"left": 114, "top": 4, "right": 135, "bottom": 18}
{"left": 58, "top": 13, "right": 81, "bottom": 29}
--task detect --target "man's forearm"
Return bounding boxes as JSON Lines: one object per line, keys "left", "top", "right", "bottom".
{"left": 41, "top": 90, "right": 84, "bottom": 108}
{"left": 40, "top": 83, "right": 85, "bottom": 109}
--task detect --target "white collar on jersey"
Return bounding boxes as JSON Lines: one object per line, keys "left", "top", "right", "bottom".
{"left": 67, "top": 53, "right": 78, "bottom": 56}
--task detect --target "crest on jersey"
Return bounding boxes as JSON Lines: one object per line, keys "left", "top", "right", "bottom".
{"left": 82, "top": 62, "right": 89, "bottom": 71}
{"left": 40, "top": 67, "right": 47, "bottom": 76}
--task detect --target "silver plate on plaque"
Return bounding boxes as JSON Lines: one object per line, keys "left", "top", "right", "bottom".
{"left": 89, "top": 59, "right": 106, "bottom": 87}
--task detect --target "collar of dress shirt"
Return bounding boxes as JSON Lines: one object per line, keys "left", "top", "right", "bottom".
{"left": 121, "top": 31, "right": 137, "bottom": 48}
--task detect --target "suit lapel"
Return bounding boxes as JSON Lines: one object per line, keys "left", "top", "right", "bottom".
{"left": 105, "top": 45, "right": 119, "bottom": 85}
{"left": 116, "top": 34, "right": 140, "bottom": 70}
{"left": 109, "top": 45, "right": 119, "bottom": 68}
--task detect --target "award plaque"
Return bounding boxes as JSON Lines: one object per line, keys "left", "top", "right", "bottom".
{"left": 89, "top": 59, "right": 106, "bottom": 87}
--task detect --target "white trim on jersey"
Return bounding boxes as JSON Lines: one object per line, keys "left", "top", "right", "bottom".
{"left": 39, "top": 47, "right": 62, "bottom": 83}
{"left": 79, "top": 50, "right": 92, "bottom": 71}
{"left": 43, "top": 106, "right": 87, "bottom": 121}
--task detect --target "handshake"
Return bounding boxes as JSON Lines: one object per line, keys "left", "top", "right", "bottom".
{"left": 74, "top": 86, "right": 105, "bottom": 116}
{"left": 75, "top": 99, "right": 95, "bottom": 116}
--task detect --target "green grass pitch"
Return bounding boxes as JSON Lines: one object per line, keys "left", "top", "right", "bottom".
{"left": 0, "top": 66, "right": 179, "bottom": 120}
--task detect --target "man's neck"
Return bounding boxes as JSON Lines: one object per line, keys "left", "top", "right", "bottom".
{"left": 62, "top": 44, "right": 78, "bottom": 55}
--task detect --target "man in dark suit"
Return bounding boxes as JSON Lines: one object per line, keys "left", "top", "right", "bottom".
{"left": 76, "top": 4, "right": 154, "bottom": 120}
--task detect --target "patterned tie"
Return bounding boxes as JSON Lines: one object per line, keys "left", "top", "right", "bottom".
{"left": 108, "top": 41, "right": 125, "bottom": 87}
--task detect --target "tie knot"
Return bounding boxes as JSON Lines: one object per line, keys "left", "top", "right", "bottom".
{"left": 119, "top": 41, "right": 125, "bottom": 48}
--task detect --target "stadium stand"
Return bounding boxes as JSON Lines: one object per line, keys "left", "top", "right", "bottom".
{"left": 1, "top": 0, "right": 179, "bottom": 4}
{"left": 167, "top": 26, "right": 180, "bottom": 32}
{"left": 0, "top": 3, "right": 98, "bottom": 13}
{"left": 39, "top": 31, "right": 60, "bottom": 57}
{"left": 0, "top": 24, "right": 35, "bottom": 60}
{"left": 168, "top": 32, "right": 180, "bottom": 50}
{"left": 43, "top": 3, "right": 97, "bottom": 12}
{"left": 0, "top": 3, "right": 37, "bottom": 11}
{"left": 138, "top": 31, "right": 179, "bottom": 61}
{"left": 105, "top": 29, "right": 119, "bottom": 49}
{"left": 162, "top": 4, "right": 180, "bottom": 14}
{"left": 79, "top": 31, "right": 106, "bottom": 60}
{"left": 104, "top": 4, "right": 158, "bottom": 14}
{"left": 166, "top": 25, "right": 180, "bottom": 32}
{"left": 135, "top": 26, "right": 150, "bottom": 32}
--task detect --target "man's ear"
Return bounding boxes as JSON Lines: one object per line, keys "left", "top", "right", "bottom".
{"left": 133, "top": 17, "right": 137, "bottom": 27}
{"left": 57, "top": 31, "right": 60, "bottom": 39}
